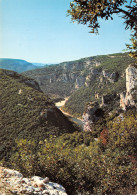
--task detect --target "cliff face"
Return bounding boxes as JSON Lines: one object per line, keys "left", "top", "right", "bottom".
{"left": 23, "top": 58, "right": 98, "bottom": 98}
{"left": 82, "top": 102, "right": 104, "bottom": 131}
{"left": 24, "top": 53, "right": 134, "bottom": 100}
{"left": 24, "top": 53, "right": 135, "bottom": 117}
{"left": 120, "top": 65, "right": 137, "bottom": 110}
{"left": 82, "top": 102, "right": 98, "bottom": 131}
{"left": 82, "top": 64, "right": 137, "bottom": 132}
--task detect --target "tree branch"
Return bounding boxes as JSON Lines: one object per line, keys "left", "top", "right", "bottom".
{"left": 116, "top": 7, "right": 137, "bottom": 23}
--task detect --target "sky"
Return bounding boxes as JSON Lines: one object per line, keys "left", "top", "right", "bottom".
{"left": 0, "top": 0, "right": 131, "bottom": 64}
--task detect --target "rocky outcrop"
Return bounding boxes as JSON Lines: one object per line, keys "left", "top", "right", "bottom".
{"left": 82, "top": 65, "right": 137, "bottom": 132}
{"left": 126, "top": 65, "right": 137, "bottom": 93}
{"left": 75, "top": 75, "right": 86, "bottom": 88}
{"left": 101, "top": 70, "right": 119, "bottom": 83}
{"left": 85, "top": 69, "right": 119, "bottom": 87}
{"left": 85, "top": 68, "right": 101, "bottom": 86}
{"left": 61, "top": 72, "right": 79, "bottom": 83}
{"left": 0, "top": 166, "right": 67, "bottom": 195}
{"left": 120, "top": 65, "right": 137, "bottom": 110}
{"left": 82, "top": 101, "right": 104, "bottom": 131}
{"left": 23, "top": 79, "right": 41, "bottom": 91}
{"left": 2, "top": 69, "right": 42, "bottom": 92}
{"left": 101, "top": 93, "right": 117, "bottom": 107}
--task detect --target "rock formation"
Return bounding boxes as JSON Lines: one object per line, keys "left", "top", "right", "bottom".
{"left": 3, "top": 69, "right": 42, "bottom": 92}
{"left": 101, "top": 93, "right": 117, "bottom": 107}
{"left": 82, "top": 65, "right": 137, "bottom": 132}
{"left": 82, "top": 101, "right": 103, "bottom": 131}
{"left": 120, "top": 65, "right": 137, "bottom": 110}
{"left": 101, "top": 70, "right": 119, "bottom": 83}
{"left": 0, "top": 166, "right": 67, "bottom": 195}
{"left": 75, "top": 75, "right": 86, "bottom": 88}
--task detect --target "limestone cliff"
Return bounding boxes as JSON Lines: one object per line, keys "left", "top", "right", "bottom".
{"left": 24, "top": 53, "right": 133, "bottom": 99}
{"left": 82, "top": 101, "right": 103, "bottom": 131}
{"left": 24, "top": 53, "right": 135, "bottom": 117}
{"left": 82, "top": 64, "right": 137, "bottom": 132}
{"left": 120, "top": 65, "right": 137, "bottom": 110}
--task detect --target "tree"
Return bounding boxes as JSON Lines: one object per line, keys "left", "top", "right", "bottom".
{"left": 68, "top": 0, "right": 137, "bottom": 33}
{"left": 68, "top": 0, "right": 137, "bottom": 59}
{"left": 127, "top": 34, "right": 137, "bottom": 60}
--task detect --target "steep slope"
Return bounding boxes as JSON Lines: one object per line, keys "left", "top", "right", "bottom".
{"left": 0, "top": 58, "right": 39, "bottom": 73}
{"left": 23, "top": 52, "right": 135, "bottom": 117}
{"left": 0, "top": 69, "right": 77, "bottom": 161}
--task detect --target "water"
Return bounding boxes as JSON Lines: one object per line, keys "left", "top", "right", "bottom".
{"left": 57, "top": 105, "right": 83, "bottom": 128}
{"left": 69, "top": 116, "right": 83, "bottom": 127}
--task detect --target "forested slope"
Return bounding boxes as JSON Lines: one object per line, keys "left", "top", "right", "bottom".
{"left": 0, "top": 69, "right": 77, "bottom": 161}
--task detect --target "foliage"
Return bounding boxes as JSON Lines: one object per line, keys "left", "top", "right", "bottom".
{"left": 68, "top": 0, "right": 137, "bottom": 63}
{"left": 127, "top": 34, "right": 137, "bottom": 61}
{"left": 2, "top": 111, "right": 137, "bottom": 195}
{"left": 68, "top": 0, "right": 137, "bottom": 34}
{"left": 100, "top": 128, "right": 109, "bottom": 146}
{"left": 63, "top": 75, "right": 125, "bottom": 118}
{"left": 0, "top": 69, "right": 78, "bottom": 161}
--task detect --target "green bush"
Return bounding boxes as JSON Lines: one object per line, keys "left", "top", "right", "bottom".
{"left": 3, "top": 112, "right": 136, "bottom": 195}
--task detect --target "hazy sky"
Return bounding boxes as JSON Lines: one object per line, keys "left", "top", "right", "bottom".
{"left": 0, "top": 0, "right": 131, "bottom": 63}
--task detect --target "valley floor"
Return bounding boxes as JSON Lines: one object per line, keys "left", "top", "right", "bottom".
{"left": 55, "top": 97, "right": 69, "bottom": 108}
{"left": 55, "top": 97, "right": 83, "bottom": 127}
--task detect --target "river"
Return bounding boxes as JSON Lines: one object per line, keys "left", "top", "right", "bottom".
{"left": 55, "top": 98, "right": 83, "bottom": 128}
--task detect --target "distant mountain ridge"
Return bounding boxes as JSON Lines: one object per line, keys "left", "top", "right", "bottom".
{"left": 32, "top": 62, "right": 51, "bottom": 67}
{"left": 0, "top": 58, "right": 40, "bottom": 73}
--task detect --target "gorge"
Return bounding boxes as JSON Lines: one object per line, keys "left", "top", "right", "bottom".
{"left": 0, "top": 53, "right": 136, "bottom": 195}
{"left": 55, "top": 98, "right": 83, "bottom": 128}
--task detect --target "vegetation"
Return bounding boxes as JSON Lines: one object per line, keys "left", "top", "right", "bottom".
{"left": 24, "top": 52, "right": 135, "bottom": 117}
{"left": 0, "top": 69, "right": 78, "bottom": 161}
{"left": 67, "top": 0, "right": 137, "bottom": 34}
{"left": 68, "top": 0, "right": 137, "bottom": 65}
{"left": 95, "top": 53, "right": 135, "bottom": 73}
{"left": 0, "top": 1, "right": 136, "bottom": 194}
{"left": 2, "top": 110, "right": 136, "bottom": 195}
{"left": 127, "top": 34, "right": 137, "bottom": 61}
{"left": 62, "top": 53, "right": 134, "bottom": 118}
{"left": 0, "top": 58, "right": 136, "bottom": 195}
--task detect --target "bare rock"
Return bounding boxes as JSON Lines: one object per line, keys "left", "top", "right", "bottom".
{"left": 101, "top": 93, "right": 117, "bottom": 107}
{"left": 75, "top": 75, "right": 86, "bottom": 88}
{"left": 0, "top": 167, "right": 67, "bottom": 195}
{"left": 126, "top": 65, "right": 137, "bottom": 93}
{"left": 102, "top": 70, "right": 119, "bottom": 83}
{"left": 120, "top": 65, "right": 137, "bottom": 110}
{"left": 82, "top": 101, "right": 103, "bottom": 131}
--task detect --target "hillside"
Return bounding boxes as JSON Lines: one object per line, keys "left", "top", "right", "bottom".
{"left": 1, "top": 111, "right": 136, "bottom": 195}
{"left": 23, "top": 52, "right": 136, "bottom": 117}
{"left": 0, "top": 68, "right": 136, "bottom": 195}
{"left": 0, "top": 69, "right": 78, "bottom": 161}
{"left": 0, "top": 58, "right": 40, "bottom": 73}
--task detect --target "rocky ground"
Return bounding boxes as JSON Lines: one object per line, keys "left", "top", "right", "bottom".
{"left": 0, "top": 167, "right": 67, "bottom": 195}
